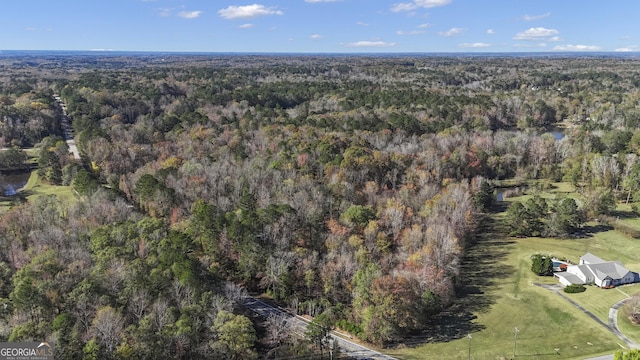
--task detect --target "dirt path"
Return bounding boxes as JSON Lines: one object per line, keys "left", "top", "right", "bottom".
{"left": 534, "top": 283, "right": 639, "bottom": 350}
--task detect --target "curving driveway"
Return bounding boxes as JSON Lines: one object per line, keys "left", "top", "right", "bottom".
{"left": 534, "top": 283, "right": 640, "bottom": 351}
{"left": 609, "top": 297, "right": 640, "bottom": 350}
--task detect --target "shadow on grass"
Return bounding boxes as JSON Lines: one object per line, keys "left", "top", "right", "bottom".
{"left": 516, "top": 352, "right": 562, "bottom": 357}
{"left": 610, "top": 210, "right": 637, "bottom": 220}
{"left": 579, "top": 224, "right": 614, "bottom": 237}
{"left": 0, "top": 193, "right": 29, "bottom": 206}
{"left": 392, "top": 212, "right": 515, "bottom": 348}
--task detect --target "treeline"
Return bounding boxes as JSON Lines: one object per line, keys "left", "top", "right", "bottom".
{"left": 3, "top": 55, "right": 640, "bottom": 357}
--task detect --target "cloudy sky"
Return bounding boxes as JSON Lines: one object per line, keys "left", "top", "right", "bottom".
{"left": 1, "top": 0, "right": 638, "bottom": 53}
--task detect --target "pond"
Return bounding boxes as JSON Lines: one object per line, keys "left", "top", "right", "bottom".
{"left": 0, "top": 171, "right": 31, "bottom": 196}
{"left": 545, "top": 125, "right": 566, "bottom": 141}
{"left": 550, "top": 128, "right": 565, "bottom": 140}
{"left": 494, "top": 186, "right": 528, "bottom": 202}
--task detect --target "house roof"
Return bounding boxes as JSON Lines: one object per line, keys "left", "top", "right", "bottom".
{"left": 570, "top": 261, "right": 631, "bottom": 283}
{"left": 590, "top": 261, "right": 630, "bottom": 280}
{"left": 580, "top": 253, "right": 606, "bottom": 264}
{"left": 555, "top": 272, "right": 584, "bottom": 285}
{"left": 558, "top": 253, "right": 638, "bottom": 286}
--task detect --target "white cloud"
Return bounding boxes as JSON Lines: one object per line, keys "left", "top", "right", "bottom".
{"left": 397, "top": 30, "right": 426, "bottom": 35}
{"left": 549, "top": 36, "right": 562, "bottom": 42}
{"left": 344, "top": 41, "right": 397, "bottom": 48}
{"left": 305, "top": 0, "right": 340, "bottom": 2}
{"left": 218, "top": 4, "right": 283, "bottom": 19}
{"left": 513, "top": 42, "right": 548, "bottom": 48}
{"left": 310, "top": 34, "right": 323, "bottom": 39}
{"left": 417, "top": 23, "right": 430, "bottom": 29}
{"left": 458, "top": 42, "right": 491, "bottom": 48}
{"left": 513, "top": 27, "right": 558, "bottom": 40}
{"left": 357, "top": 21, "right": 369, "bottom": 27}
{"left": 615, "top": 45, "right": 638, "bottom": 52}
{"left": 522, "top": 12, "right": 551, "bottom": 21}
{"left": 158, "top": 8, "right": 172, "bottom": 17}
{"left": 486, "top": 29, "right": 495, "bottom": 35}
{"left": 178, "top": 10, "right": 202, "bottom": 19}
{"left": 553, "top": 44, "right": 602, "bottom": 51}
{"left": 391, "top": 0, "right": 452, "bottom": 13}
{"left": 239, "top": 23, "right": 255, "bottom": 29}
{"left": 438, "top": 27, "right": 465, "bottom": 37}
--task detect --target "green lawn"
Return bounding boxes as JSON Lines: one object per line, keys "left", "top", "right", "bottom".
{"left": 618, "top": 304, "right": 640, "bottom": 344}
{"left": 388, "top": 185, "right": 640, "bottom": 360}
{"left": 570, "top": 285, "right": 637, "bottom": 322}
{"left": 22, "top": 172, "right": 76, "bottom": 203}
{"left": 0, "top": 171, "right": 76, "bottom": 213}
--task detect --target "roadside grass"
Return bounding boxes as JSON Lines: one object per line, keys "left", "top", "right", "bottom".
{"left": 389, "top": 182, "right": 640, "bottom": 360}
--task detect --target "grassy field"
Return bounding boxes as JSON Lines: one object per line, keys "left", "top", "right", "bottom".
{"left": 0, "top": 171, "right": 76, "bottom": 213}
{"left": 388, "top": 182, "right": 640, "bottom": 360}
{"left": 22, "top": 171, "right": 76, "bottom": 203}
{"left": 618, "top": 306, "right": 640, "bottom": 344}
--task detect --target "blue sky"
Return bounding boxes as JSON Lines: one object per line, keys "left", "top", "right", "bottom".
{"left": 1, "top": 0, "right": 639, "bottom": 53}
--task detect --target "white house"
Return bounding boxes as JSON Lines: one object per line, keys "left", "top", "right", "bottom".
{"left": 554, "top": 253, "right": 638, "bottom": 288}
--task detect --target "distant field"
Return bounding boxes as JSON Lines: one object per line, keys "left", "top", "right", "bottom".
{"left": 388, "top": 183, "right": 640, "bottom": 360}
{"left": 22, "top": 172, "right": 76, "bottom": 203}
{"left": 0, "top": 171, "right": 75, "bottom": 213}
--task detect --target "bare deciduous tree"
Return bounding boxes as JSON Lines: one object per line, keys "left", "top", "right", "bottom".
{"left": 91, "top": 306, "right": 124, "bottom": 354}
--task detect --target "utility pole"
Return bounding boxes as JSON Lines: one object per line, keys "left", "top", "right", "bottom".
{"left": 467, "top": 334, "right": 472, "bottom": 360}
{"left": 513, "top": 327, "right": 519, "bottom": 358}
{"left": 328, "top": 337, "right": 337, "bottom": 360}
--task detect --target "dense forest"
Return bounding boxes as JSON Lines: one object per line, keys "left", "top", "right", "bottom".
{"left": 2, "top": 54, "right": 640, "bottom": 359}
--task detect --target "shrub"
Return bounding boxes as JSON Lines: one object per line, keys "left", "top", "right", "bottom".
{"left": 335, "top": 319, "right": 363, "bottom": 337}
{"left": 563, "top": 284, "right": 586, "bottom": 293}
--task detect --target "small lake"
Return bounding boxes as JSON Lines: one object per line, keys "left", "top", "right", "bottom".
{"left": 0, "top": 171, "right": 31, "bottom": 196}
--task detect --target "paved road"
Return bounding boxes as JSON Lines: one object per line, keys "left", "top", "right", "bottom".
{"left": 53, "top": 95, "right": 81, "bottom": 160}
{"left": 242, "top": 297, "right": 397, "bottom": 360}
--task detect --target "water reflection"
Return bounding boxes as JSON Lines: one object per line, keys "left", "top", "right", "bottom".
{"left": 550, "top": 128, "right": 565, "bottom": 140}
{"left": 0, "top": 172, "right": 30, "bottom": 196}
{"left": 494, "top": 186, "right": 527, "bottom": 202}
